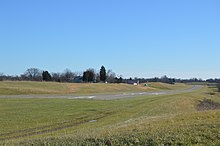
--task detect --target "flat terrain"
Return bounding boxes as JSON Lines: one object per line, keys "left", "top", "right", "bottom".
{"left": 0, "top": 81, "right": 189, "bottom": 95}
{"left": 0, "top": 81, "right": 219, "bottom": 145}
{"left": 0, "top": 85, "right": 201, "bottom": 100}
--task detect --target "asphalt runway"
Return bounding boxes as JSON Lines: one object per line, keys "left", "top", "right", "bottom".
{"left": 0, "top": 85, "right": 202, "bottom": 100}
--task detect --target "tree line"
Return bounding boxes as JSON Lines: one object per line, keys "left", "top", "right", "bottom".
{"left": 0, "top": 66, "right": 123, "bottom": 83}
{"left": 0, "top": 66, "right": 220, "bottom": 91}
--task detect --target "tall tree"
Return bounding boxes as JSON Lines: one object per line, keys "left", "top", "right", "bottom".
{"left": 100, "top": 66, "right": 107, "bottom": 82}
{"left": 83, "top": 68, "right": 95, "bottom": 82}
{"left": 42, "top": 71, "right": 52, "bottom": 81}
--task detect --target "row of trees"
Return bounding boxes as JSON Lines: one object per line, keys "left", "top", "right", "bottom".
{"left": 82, "top": 66, "right": 122, "bottom": 83}
{"left": 82, "top": 66, "right": 109, "bottom": 82}
{"left": 0, "top": 67, "right": 220, "bottom": 87}
{"left": 0, "top": 66, "right": 121, "bottom": 83}
{"left": 19, "top": 68, "right": 76, "bottom": 82}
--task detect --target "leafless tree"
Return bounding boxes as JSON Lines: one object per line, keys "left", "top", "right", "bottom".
{"left": 0, "top": 73, "right": 4, "bottom": 81}
{"left": 96, "top": 73, "right": 100, "bottom": 83}
{"left": 107, "top": 70, "right": 116, "bottom": 83}
{"left": 23, "top": 68, "right": 42, "bottom": 81}
{"left": 51, "top": 72, "right": 61, "bottom": 82}
{"left": 60, "top": 69, "right": 76, "bottom": 82}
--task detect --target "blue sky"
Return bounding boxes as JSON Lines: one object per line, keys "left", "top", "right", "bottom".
{"left": 0, "top": 0, "right": 219, "bottom": 79}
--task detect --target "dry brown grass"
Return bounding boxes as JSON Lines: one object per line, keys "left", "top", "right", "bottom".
{"left": 0, "top": 81, "right": 189, "bottom": 95}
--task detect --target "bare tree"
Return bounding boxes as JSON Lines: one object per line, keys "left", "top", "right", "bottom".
{"left": 60, "top": 69, "right": 75, "bottom": 82}
{"left": 96, "top": 73, "right": 100, "bottom": 83}
{"left": 107, "top": 70, "right": 116, "bottom": 83}
{"left": 0, "top": 73, "right": 4, "bottom": 81}
{"left": 51, "top": 72, "right": 61, "bottom": 82}
{"left": 23, "top": 68, "right": 42, "bottom": 81}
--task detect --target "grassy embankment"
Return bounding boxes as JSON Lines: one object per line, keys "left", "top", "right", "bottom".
{"left": 0, "top": 81, "right": 188, "bottom": 95}
{"left": 0, "top": 81, "right": 219, "bottom": 145}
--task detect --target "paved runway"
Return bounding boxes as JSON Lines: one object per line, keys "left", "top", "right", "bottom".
{"left": 0, "top": 85, "right": 202, "bottom": 100}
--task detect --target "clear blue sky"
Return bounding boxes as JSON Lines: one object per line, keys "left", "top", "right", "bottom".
{"left": 0, "top": 0, "right": 219, "bottom": 79}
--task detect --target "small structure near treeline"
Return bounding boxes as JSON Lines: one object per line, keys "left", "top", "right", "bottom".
{"left": 72, "top": 76, "right": 83, "bottom": 83}
{"left": 127, "top": 78, "right": 140, "bottom": 85}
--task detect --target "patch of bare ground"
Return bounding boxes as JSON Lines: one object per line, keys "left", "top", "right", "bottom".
{"left": 197, "top": 99, "right": 220, "bottom": 111}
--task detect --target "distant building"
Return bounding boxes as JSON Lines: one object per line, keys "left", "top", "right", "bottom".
{"left": 72, "top": 76, "right": 83, "bottom": 83}
{"left": 127, "top": 79, "right": 139, "bottom": 85}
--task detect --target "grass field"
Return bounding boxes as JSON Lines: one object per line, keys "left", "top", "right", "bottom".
{"left": 0, "top": 82, "right": 220, "bottom": 145}
{"left": 0, "top": 81, "right": 188, "bottom": 95}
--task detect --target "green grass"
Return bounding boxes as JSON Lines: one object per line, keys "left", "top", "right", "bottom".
{"left": 0, "top": 81, "right": 69, "bottom": 95}
{"left": 0, "top": 83, "right": 219, "bottom": 145}
{"left": 146, "top": 82, "right": 188, "bottom": 90}
{"left": 0, "top": 81, "right": 189, "bottom": 95}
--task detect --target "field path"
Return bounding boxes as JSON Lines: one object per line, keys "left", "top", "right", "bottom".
{"left": 0, "top": 85, "right": 202, "bottom": 100}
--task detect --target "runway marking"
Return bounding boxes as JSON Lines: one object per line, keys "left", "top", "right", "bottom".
{"left": 88, "top": 96, "right": 95, "bottom": 99}
{"left": 68, "top": 96, "right": 96, "bottom": 99}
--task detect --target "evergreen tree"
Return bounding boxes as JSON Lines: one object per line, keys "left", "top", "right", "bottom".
{"left": 100, "top": 66, "right": 107, "bottom": 82}
{"left": 42, "top": 71, "right": 52, "bottom": 81}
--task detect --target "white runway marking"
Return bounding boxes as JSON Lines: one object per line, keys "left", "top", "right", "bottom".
{"left": 88, "top": 96, "right": 95, "bottom": 99}
{"left": 68, "top": 96, "right": 96, "bottom": 99}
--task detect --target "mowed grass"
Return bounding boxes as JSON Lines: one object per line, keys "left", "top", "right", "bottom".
{"left": 0, "top": 81, "right": 69, "bottom": 95}
{"left": 0, "top": 83, "right": 220, "bottom": 145}
{"left": 0, "top": 81, "right": 189, "bottom": 95}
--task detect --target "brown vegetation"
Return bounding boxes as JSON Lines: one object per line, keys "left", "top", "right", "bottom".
{"left": 197, "top": 99, "right": 220, "bottom": 111}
